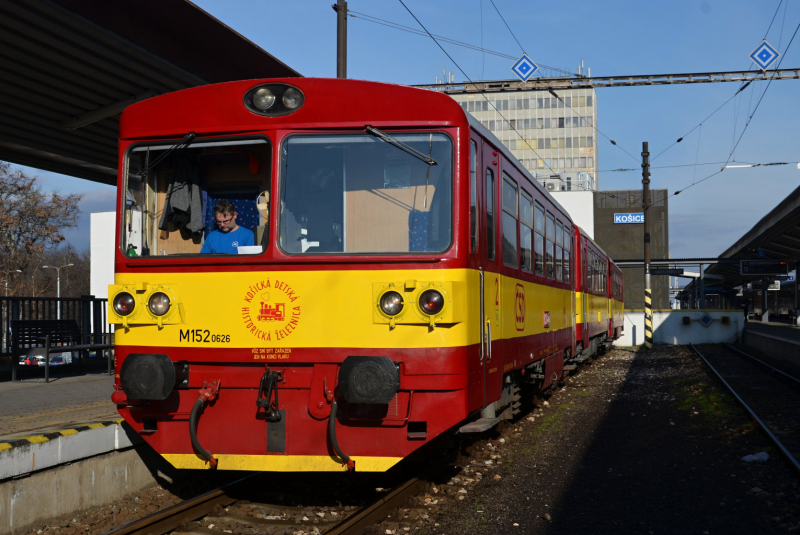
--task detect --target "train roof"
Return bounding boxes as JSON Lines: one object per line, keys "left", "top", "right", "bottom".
{"left": 465, "top": 112, "right": 575, "bottom": 227}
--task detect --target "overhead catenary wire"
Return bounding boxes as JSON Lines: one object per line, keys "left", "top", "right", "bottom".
{"left": 395, "top": 0, "right": 562, "bottom": 176}
{"left": 489, "top": 0, "right": 526, "bottom": 54}
{"left": 671, "top": 20, "right": 800, "bottom": 198}
{"left": 347, "top": 9, "right": 576, "bottom": 77}
{"left": 652, "top": 0, "right": 787, "bottom": 164}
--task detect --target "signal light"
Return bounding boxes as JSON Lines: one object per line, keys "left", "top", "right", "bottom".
{"left": 418, "top": 289, "right": 444, "bottom": 315}
{"left": 114, "top": 292, "right": 135, "bottom": 316}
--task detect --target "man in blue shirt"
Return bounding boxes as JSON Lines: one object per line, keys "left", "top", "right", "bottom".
{"left": 201, "top": 200, "right": 255, "bottom": 254}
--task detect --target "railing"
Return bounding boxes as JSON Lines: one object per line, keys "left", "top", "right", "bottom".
{"left": 1, "top": 296, "right": 111, "bottom": 358}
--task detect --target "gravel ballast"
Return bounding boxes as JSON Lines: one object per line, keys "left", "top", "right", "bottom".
{"left": 418, "top": 346, "right": 800, "bottom": 535}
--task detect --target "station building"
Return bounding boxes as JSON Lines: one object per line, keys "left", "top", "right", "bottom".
{"left": 443, "top": 87, "right": 600, "bottom": 184}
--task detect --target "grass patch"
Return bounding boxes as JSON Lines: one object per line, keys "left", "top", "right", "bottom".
{"left": 573, "top": 389, "right": 591, "bottom": 398}
{"left": 558, "top": 403, "right": 572, "bottom": 409}
{"left": 533, "top": 412, "right": 563, "bottom": 435}
{"left": 672, "top": 377, "right": 745, "bottom": 432}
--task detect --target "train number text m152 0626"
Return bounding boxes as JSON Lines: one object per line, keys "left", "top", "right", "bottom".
{"left": 179, "top": 329, "right": 230, "bottom": 343}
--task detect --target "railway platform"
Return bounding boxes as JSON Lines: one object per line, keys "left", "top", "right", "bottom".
{"left": 743, "top": 321, "right": 800, "bottom": 366}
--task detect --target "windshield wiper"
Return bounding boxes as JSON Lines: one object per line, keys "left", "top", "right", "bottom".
{"left": 146, "top": 131, "right": 196, "bottom": 172}
{"left": 366, "top": 126, "right": 437, "bottom": 166}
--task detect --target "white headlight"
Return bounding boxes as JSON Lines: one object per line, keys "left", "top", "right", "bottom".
{"left": 253, "top": 88, "right": 276, "bottom": 110}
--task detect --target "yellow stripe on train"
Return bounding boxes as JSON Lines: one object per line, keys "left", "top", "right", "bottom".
{"left": 162, "top": 454, "right": 403, "bottom": 472}
{"left": 112, "top": 269, "right": 575, "bottom": 350}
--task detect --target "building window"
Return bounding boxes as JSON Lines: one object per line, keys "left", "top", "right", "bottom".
{"left": 558, "top": 118, "right": 565, "bottom": 128}
{"left": 566, "top": 138, "right": 572, "bottom": 149}
{"left": 587, "top": 95, "right": 593, "bottom": 106}
{"left": 587, "top": 136, "right": 594, "bottom": 147}
{"left": 566, "top": 158, "right": 572, "bottom": 168}
{"left": 544, "top": 118, "right": 551, "bottom": 129}
{"left": 588, "top": 157, "right": 594, "bottom": 167}
{"left": 565, "top": 97, "right": 571, "bottom": 107}
{"left": 534, "top": 201, "right": 545, "bottom": 276}
{"left": 546, "top": 212, "right": 555, "bottom": 278}
{"left": 501, "top": 175, "right": 518, "bottom": 267}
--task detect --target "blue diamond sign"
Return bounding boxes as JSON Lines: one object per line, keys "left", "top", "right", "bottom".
{"left": 750, "top": 40, "right": 780, "bottom": 71}
{"left": 511, "top": 54, "right": 538, "bottom": 82}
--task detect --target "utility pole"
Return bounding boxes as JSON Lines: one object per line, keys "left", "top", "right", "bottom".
{"left": 333, "top": 0, "right": 347, "bottom": 79}
{"left": 642, "top": 142, "right": 653, "bottom": 349}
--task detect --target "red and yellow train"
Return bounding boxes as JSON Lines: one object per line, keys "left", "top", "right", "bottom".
{"left": 109, "top": 78, "right": 623, "bottom": 472}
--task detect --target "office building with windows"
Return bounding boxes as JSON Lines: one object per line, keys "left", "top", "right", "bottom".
{"left": 445, "top": 88, "right": 599, "bottom": 188}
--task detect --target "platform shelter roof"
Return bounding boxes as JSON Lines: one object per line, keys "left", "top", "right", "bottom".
{"left": 706, "top": 183, "right": 800, "bottom": 287}
{"left": 0, "top": 0, "right": 300, "bottom": 185}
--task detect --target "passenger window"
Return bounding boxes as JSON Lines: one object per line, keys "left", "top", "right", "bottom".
{"left": 546, "top": 212, "right": 555, "bottom": 279}
{"left": 470, "top": 141, "right": 479, "bottom": 253}
{"left": 123, "top": 138, "right": 272, "bottom": 257}
{"left": 534, "top": 202, "right": 545, "bottom": 276}
{"left": 501, "top": 175, "right": 518, "bottom": 268}
{"left": 555, "top": 220, "right": 564, "bottom": 282}
{"left": 563, "top": 225, "right": 571, "bottom": 283}
{"left": 520, "top": 193, "right": 533, "bottom": 273}
{"left": 486, "top": 168, "right": 495, "bottom": 261}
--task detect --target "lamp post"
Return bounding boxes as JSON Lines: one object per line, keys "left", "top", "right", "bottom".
{"left": 42, "top": 264, "right": 74, "bottom": 319}
{"left": 2, "top": 269, "right": 21, "bottom": 352}
{"left": 3, "top": 269, "right": 22, "bottom": 297}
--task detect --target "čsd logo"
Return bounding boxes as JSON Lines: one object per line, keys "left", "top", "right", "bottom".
{"left": 514, "top": 284, "right": 525, "bottom": 331}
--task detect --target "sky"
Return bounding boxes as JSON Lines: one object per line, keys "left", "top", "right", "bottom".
{"left": 23, "top": 0, "right": 800, "bottom": 258}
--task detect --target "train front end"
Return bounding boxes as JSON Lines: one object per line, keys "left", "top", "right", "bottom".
{"left": 109, "top": 79, "right": 479, "bottom": 472}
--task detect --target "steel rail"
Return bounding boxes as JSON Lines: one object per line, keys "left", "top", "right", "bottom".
{"left": 724, "top": 343, "right": 800, "bottom": 388}
{"left": 324, "top": 477, "right": 426, "bottom": 535}
{"left": 691, "top": 344, "right": 800, "bottom": 476}
{"left": 101, "top": 475, "right": 254, "bottom": 535}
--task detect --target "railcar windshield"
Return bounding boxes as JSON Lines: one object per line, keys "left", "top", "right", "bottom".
{"left": 279, "top": 133, "right": 453, "bottom": 254}
{"left": 122, "top": 138, "right": 271, "bottom": 257}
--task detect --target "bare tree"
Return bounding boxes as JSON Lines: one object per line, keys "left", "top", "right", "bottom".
{"left": 0, "top": 162, "right": 82, "bottom": 278}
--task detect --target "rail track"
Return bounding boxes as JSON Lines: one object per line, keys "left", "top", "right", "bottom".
{"left": 691, "top": 343, "right": 800, "bottom": 475}
{"left": 102, "top": 473, "right": 426, "bottom": 535}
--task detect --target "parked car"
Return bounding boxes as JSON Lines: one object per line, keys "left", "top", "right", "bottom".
{"left": 38, "top": 355, "right": 65, "bottom": 366}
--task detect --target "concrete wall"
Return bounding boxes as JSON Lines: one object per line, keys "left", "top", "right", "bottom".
{"left": 614, "top": 310, "right": 745, "bottom": 346}
{"left": 0, "top": 444, "right": 178, "bottom": 535}
{"left": 743, "top": 329, "right": 800, "bottom": 366}
{"left": 550, "top": 191, "right": 594, "bottom": 239}
{"left": 90, "top": 211, "right": 116, "bottom": 299}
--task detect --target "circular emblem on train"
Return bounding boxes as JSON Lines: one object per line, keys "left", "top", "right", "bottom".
{"left": 241, "top": 279, "right": 301, "bottom": 342}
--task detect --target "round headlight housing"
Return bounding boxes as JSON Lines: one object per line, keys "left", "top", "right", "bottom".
{"left": 379, "top": 291, "right": 404, "bottom": 316}
{"left": 282, "top": 87, "right": 304, "bottom": 109}
{"left": 244, "top": 84, "right": 305, "bottom": 117}
{"left": 419, "top": 289, "right": 444, "bottom": 315}
{"left": 252, "top": 87, "right": 276, "bottom": 110}
{"left": 148, "top": 292, "right": 171, "bottom": 317}
{"left": 113, "top": 292, "right": 136, "bottom": 316}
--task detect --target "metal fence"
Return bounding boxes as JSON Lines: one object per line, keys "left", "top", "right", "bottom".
{"left": 1, "top": 296, "right": 111, "bottom": 358}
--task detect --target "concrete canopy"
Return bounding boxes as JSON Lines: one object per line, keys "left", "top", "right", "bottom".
{"left": 0, "top": 0, "right": 300, "bottom": 185}
{"left": 706, "top": 183, "right": 800, "bottom": 287}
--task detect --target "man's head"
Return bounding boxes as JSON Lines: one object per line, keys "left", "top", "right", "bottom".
{"left": 213, "top": 200, "right": 239, "bottom": 233}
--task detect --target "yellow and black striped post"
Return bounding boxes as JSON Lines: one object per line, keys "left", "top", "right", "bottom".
{"left": 642, "top": 141, "right": 652, "bottom": 349}
{"left": 644, "top": 288, "right": 653, "bottom": 348}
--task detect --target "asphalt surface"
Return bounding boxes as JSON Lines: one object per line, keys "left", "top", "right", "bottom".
{"left": 0, "top": 370, "right": 117, "bottom": 439}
